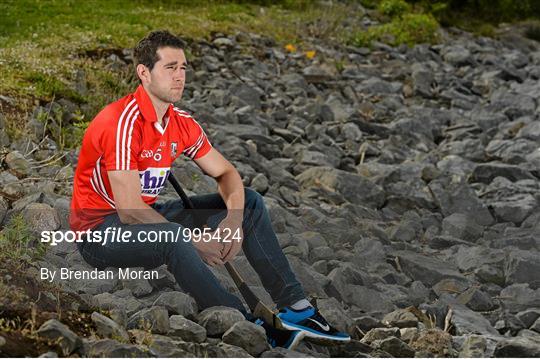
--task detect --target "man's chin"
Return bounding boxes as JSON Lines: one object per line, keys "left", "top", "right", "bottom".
{"left": 169, "top": 93, "right": 183, "bottom": 103}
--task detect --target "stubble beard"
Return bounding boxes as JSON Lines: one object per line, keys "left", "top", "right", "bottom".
{"left": 151, "top": 84, "right": 183, "bottom": 104}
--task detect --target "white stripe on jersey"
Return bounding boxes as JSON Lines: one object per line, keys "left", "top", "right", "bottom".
{"left": 115, "top": 98, "right": 137, "bottom": 170}
{"left": 125, "top": 110, "right": 140, "bottom": 170}
{"left": 174, "top": 108, "right": 212, "bottom": 159}
{"left": 121, "top": 105, "right": 139, "bottom": 170}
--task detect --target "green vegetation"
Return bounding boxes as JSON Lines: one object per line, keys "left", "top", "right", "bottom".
{"left": 378, "top": 0, "right": 411, "bottom": 17}
{"left": 352, "top": 0, "right": 440, "bottom": 47}
{"left": 0, "top": 1, "right": 356, "bottom": 150}
{"left": 417, "top": 0, "right": 540, "bottom": 25}
{"left": 1, "top": 0, "right": 539, "bottom": 149}
{"left": 0, "top": 215, "right": 46, "bottom": 262}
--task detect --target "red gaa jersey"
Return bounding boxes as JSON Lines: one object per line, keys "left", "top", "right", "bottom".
{"left": 70, "top": 85, "right": 212, "bottom": 232}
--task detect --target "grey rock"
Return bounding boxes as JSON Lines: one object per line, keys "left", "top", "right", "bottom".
{"left": 357, "top": 77, "right": 402, "bottom": 94}
{"left": 394, "top": 250, "right": 467, "bottom": 286}
{"left": 5, "top": 150, "right": 30, "bottom": 177}
{"left": 127, "top": 306, "right": 170, "bottom": 334}
{"left": 428, "top": 179, "right": 494, "bottom": 226}
{"left": 168, "top": 315, "right": 207, "bottom": 343}
{"left": 121, "top": 273, "right": 153, "bottom": 298}
{"left": 361, "top": 327, "right": 401, "bottom": 344}
{"left": 37, "top": 351, "right": 58, "bottom": 358}
{"left": 490, "top": 193, "right": 538, "bottom": 224}
{"left": 153, "top": 291, "right": 198, "bottom": 318}
{"left": 206, "top": 342, "right": 253, "bottom": 357}
{"left": 146, "top": 335, "right": 193, "bottom": 357}
{"left": 411, "top": 63, "right": 435, "bottom": 98}
{"left": 296, "top": 166, "right": 385, "bottom": 208}
{"left": 485, "top": 138, "right": 538, "bottom": 164}
{"left": 65, "top": 266, "right": 119, "bottom": 296}
{"left": 251, "top": 173, "right": 269, "bottom": 193}
{"left": 147, "top": 265, "right": 177, "bottom": 290}
{"left": 500, "top": 284, "right": 540, "bottom": 313}
{"left": 494, "top": 336, "right": 540, "bottom": 357}
{"left": 197, "top": 306, "right": 245, "bottom": 336}
{"left": 495, "top": 312, "right": 526, "bottom": 335}
{"left": 93, "top": 292, "right": 143, "bottom": 317}
{"left": 230, "top": 83, "right": 261, "bottom": 109}
{"left": 451, "top": 303, "right": 499, "bottom": 335}
{"left": 353, "top": 315, "right": 384, "bottom": 332}
{"left": 516, "top": 309, "right": 540, "bottom": 328}
{"left": 455, "top": 245, "right": 505, "bottom": 272}
{"left": 441, "top": 213, "right": 483, "bottom": 242}
{"left": 23, "top": 203, "right": 61, "bottom": 234}
{"left": 147, "top": 334, "right": 252, "bottom": 357}
{"left": 505, "top": 249, "right": 540, "bottom": 289}
{"left": 433, "top": 278, "right": 470, "bottom": 297}
{"left": 382, "top": 309, "right": 419, "bottom": 328}
{"left": 316, "top": 297, "right": 354, "bottom": 333}
{"left": 472, "top": 163, "right": 535, "bottom": 184}
{"left": 213, "top": 37, "right": 235, "bottom": 47}
{"left": 287, "top": 255, "right": 328, "bottom": 298}
{"left": 222, "top": 320, "right": 269, "bottom": 356}
{"left": 530, "top": 317, "right": 540, "bottom": 333}
{"left": 91, "top": 312, "right": 129, "bottom": 341}
{"left": 443, "top": 45, "right": 471, "bottom": 66}
{"left": 87, "top": 339, "right": 150, "bottom": 357}
{"left": 302, "top": 65, "right": 333, "bottom": 84}
{"left": 36, "top": 319, "right": 82, "bottom": 356}
{"left": 373, "top": 336, "right": 415, "bottom": 358}
{"left": 109, "top": 308, "right": 127, "bottom": 328}
{"left": 459, "top": 335, "right": 487, "bottom": 357}
{"left": 261, "top": 347, "right": 312, "bottom": 357}
{"left": 456, "top": 287, "right": 496, "bottom": 312}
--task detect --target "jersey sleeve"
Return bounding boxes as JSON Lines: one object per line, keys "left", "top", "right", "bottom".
{"left": 180, "top": 115, "right": 213, "bottom": 160}
{"left": 98, "top": 109, "right": 141, "bottom": 171}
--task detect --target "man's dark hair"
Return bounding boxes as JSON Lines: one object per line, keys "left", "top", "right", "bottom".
{"left": 134, "top": 30, "right": 185, "bottom": 70}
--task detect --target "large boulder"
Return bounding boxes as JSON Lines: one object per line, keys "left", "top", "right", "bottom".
{"left": 153, "top": 291, "right": 198, "bottom": 318}
{"left": 222, "top": 320, "right": 269, "bottom": 356}
{"left": 196, "top": 306, "right": 245, "bottom": 337}
{"left": 127, "top": 306, "right": 170, "bottom": 334}
{"left": 36, "top": 319, "right": 82, "bottom": 356}
{"left": 168, "top": 315, "right": 207, "bottom": 343}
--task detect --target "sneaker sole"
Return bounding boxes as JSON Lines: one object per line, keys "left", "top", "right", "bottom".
{"left": 284, "top": 330, "right": 305, "bottom": 350}
{"left": 280, "top": 321, "right": 351, "bottom": 343}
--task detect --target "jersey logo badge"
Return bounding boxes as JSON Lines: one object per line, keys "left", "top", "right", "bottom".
{"left": 171, "top": 142, "right": 178, "bottom": 157}
{"left": 139, "top": 167, "right": 170, "bottom": 197}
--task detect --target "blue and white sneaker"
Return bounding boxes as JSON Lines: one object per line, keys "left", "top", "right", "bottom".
{"left": 276, "top": 306, "right": 351, "bottom": 343}
{"left": 254, "top": 318, "right": 304, "bottom": 350}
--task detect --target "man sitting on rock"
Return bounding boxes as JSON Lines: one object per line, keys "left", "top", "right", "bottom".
{"left": 70, "top": 30, "right": 349, "bottom": 348}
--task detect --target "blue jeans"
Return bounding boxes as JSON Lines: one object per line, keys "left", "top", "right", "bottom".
{"left": 77, "top": 188, "right": 306, "bottom": 312}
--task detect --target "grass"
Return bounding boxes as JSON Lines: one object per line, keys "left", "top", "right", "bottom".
{"left": 0, "top": 0, "right": 360, "bottom": 148}
{"left": 0, "top": 214, "right": 46, "bottom": 263}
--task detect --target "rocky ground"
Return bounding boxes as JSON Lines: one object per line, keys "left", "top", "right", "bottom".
{"left": 1, "top": 12, "right": 540, "bottom": 358}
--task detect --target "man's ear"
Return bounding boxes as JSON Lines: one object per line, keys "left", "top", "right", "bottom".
{"left": 136, "top": 64, "right": 151, "bottom": 84}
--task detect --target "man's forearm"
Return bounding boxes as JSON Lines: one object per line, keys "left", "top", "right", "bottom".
{"left": 117, "top": 202, "right": 168, "bottom": 224}
{"left": 216, "top": 168, "right": 245, "bottom": 220}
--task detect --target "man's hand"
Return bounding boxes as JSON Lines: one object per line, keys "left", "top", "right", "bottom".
{"left": 192, "top": 238, "right": 224, "bottom": 267}
{"left": 215, "top": 215, "right": 244, "bottom": 263}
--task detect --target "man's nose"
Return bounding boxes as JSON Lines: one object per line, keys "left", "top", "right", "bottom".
{"left": 173, "top": 69, "right": 185, "bottom": 81}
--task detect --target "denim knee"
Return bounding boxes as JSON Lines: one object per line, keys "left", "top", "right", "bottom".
{"left": 151, "top": 222, "right": 196, "bottom": 258}
{"left": 244, "top": 188, "right": 264, "bottom": 209}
